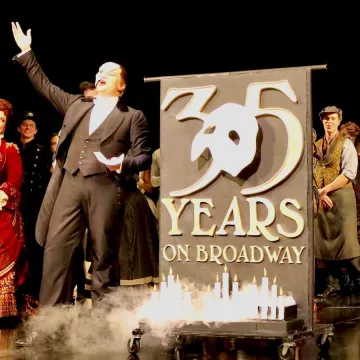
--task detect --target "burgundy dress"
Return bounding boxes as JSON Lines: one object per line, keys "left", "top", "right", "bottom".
{"left": 0, "top": 140, "right": 35, "bottom": 321}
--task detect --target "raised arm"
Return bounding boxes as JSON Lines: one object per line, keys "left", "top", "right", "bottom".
{"left": 11, "top": 22, "right": 79, "bottom": 115}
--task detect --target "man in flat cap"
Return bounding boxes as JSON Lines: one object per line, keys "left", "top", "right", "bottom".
{"left": 314, "top": 106, "right": 360, "bottom": 298}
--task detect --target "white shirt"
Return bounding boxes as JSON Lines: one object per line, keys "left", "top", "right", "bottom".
{"left": 341, "top": 138, "right": 358, "bottom": 180}
{"left": 89, "top": 96, "right": 118, "bottom": 134}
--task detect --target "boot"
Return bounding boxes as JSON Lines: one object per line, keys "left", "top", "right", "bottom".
{"left": 15, "top": 331, "right": 38, "bottom": 347}
{"left": 316, "top": 274, "right": 340, "bottom": 298}
{"left": 350, "top": 257, "right": 360, "bottom": 296}
{"left": 340, "top": 267, "right": 356, "bottom": 295}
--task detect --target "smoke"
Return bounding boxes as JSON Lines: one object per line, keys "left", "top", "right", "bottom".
{"left": 21, "top": 286, "right": 159, "bottom": 355}
{"left": 16, "top": 275, "right": 297, "bottom": 356}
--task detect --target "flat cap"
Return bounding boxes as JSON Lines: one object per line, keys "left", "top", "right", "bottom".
{"left": 319, "top": 106, "right": 343, "bottom": 121}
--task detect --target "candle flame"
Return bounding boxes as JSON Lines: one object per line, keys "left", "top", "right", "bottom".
{"left": 169, "top": 267, "right": 173, "bottom": 275}
{"left": 207, "top": 284, "right": 211, "bottom": 292}
{"left": 234, "top": 274, "right": 238, "bottom": 282}
{"left": 185, "top": 285, "right": 188, "bottom": 291}
{"left": 264, "top": 268, "right": 267, "bottom": 277}
{"left": 162, "top": 273, "right": 165, "bottom": 282}
{"left": 176, "top": 274, "right": 180, "bottom": 283}
{"left": 280, "top": 287, "right": 283, "bottom": 296}
{"left": 154, "top": 284, "right": 157, "bottom": 291}
{"left": 216, "top": 273, "right": 219, "bottom": 282}
{"left": 253, "top": 276, "right": 256, "bottom": 284}
{"left": 224, "top": 264, "right": 228, "bottom": 273}
{"left": 273, "top": 276, "right": 277, "bottom": 285}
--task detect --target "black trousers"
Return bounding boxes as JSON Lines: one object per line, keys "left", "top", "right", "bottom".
{"left": 322, "top": 258, "right": 360, "bottom": 291}
{"left": 20, "top": 193, "right": 44, "bottom": 300}
{"left": 39, "top": 170, "right": 122, "bottom": 306}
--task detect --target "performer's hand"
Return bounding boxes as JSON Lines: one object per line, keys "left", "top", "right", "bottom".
{"left": 319, "top": 186, "right": 331, "bottom": 197}
{"left": 107, "top": 163, "right": 121, "bottom": 172}
{"left": 321, "top": 194, "right": 333, "bottom": 209}
{"left": 11, "top": 22, "right": 32, "bottom": 52}
{"left": 137, "top": 178, "right": 144, "bottom": 188}
{"left": 0, "top": 190, "right": 8, "bottom": 211}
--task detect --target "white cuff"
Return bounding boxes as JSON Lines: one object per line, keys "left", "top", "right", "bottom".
{"left": 17, "top": 49, "right": 31, "bottom": 57}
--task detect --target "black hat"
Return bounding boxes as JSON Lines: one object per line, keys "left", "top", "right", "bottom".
{"left": 19, "top": 111, "right": 37, "bottom": 125}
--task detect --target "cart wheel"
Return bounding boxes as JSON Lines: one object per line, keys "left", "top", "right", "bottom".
{"left": 127, "top": 338, "right": 140, "bottom": 354}
{"left": 174, "top": 346, "right": 183, "bottom": 360}
{"left": 277, "top": 344, "right": 295, "bottom": 360}
{"left": 127, "top": 356, "right": 140, "bottom": 360}
{"left": 175, "top": 335, "right": 185, "bottom": 344}
{"left": 316, "top": 334, "right": 332, "bottom": 352}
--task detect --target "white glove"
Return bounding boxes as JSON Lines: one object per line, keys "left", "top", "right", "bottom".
{"left": 0, "top": 190, "right": 8, "bottom": 211}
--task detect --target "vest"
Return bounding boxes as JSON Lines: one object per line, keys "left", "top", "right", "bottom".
{"left": 63, "top": 110, "right": 108, "bottom": 176}
{"left": 314, "top": 135, "right": 353, "bottom": 189}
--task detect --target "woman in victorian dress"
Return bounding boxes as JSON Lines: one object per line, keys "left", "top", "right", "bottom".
{"left": 0, "top": 99, "right": 38, "bottom": 326}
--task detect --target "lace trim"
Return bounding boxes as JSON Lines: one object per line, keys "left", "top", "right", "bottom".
{"left": 0, "top": 262, "right": 15, "bottom": 278}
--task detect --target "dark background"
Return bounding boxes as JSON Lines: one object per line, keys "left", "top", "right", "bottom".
{"left": 0, "top": 7, "right": 356, "bottom": 151}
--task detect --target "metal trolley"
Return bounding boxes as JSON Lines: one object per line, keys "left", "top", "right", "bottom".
{"left": 127, "top": 319, "right": 334, "bottom": 360}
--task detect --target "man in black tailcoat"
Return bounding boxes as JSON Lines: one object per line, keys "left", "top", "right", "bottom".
{"left": 11, "top": 22, "right": 152, "bottom": 309}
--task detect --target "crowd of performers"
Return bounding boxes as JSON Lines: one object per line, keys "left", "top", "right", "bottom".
{"left": 1, "top": 21, "right": 360, "bottom": 347}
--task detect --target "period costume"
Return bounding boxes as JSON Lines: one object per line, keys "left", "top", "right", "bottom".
{"left": 13, "top": 50, "right": 153, "bottom": 305}
{"left": 150, "top": 148, "right": 160, "bottom": 221}
{"left": 313, "top": 105, "right": 360, "bottom": 298}
{"left": 314, "top": 134, "right": 359, "bottom": 260}
{"left": 339, "top": 122, "right": 360, "bottom": 242}
{"left": 0, "top": 140, "right": 27, "bottom": 321}
{"left": 16, "top": 133, "right": 50, "bottom": 299}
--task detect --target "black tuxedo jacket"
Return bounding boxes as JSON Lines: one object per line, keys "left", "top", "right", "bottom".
{"left": 14, "top": 50, "right": 152, "bottom": 175}
{"left": 13, "top": 50, "right": 152, "bottom": 246}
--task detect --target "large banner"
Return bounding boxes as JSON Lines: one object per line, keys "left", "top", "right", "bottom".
{"left": 159, "top": 69, "right": 313, "bottom": 330}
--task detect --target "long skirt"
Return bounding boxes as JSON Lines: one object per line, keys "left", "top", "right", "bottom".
{"left": 0, "top": 209, "right": 38, "bottom": 324}
{"left": 117, "top": 190, "right": 159, "bottom": 285}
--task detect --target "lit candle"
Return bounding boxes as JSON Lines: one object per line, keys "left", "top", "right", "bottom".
{"left": 160, "top": 273, "right": 167, "bottom": 302}
{"left": 183, "top": 286, "right": 192, "bottom": 316}
{"left": 214, "top": 273, "right": 221, "bottom": 302}
{"left": 260, "top": 268, "right": 268, "bottom": 319}
{"left": 248, "top": 276, "right": 258, "bottom": 319}
{"left": 222, "top": 265, "right": 229, "bottom": 301}
{"left": 278, "top": 287, "right": 284, "bottom": 320}
{"left": 232, "top": 274, "right": 239, "bottom": 300}
{"left": 174, "top": 274, "right": 182, "bottom": 313}
{"left": 151, "top": 284, "right": 159, "bottom": 303}
{"left": 168, "top": 267, "right": 175, "bottom": 289}
{"left": 285, "top": 293, "right": 296, "bottom": 306}
{"left": 204, "top": 285, "right": 213, "bottom": 312}
{"left": 270, "top": 276, "right": 277, "bottom": 320}
{"left": 261, "top": 268, "right": 269, "bottom": 298}
{"left": 174, "top": 274, "right": 182, "bottom": 297}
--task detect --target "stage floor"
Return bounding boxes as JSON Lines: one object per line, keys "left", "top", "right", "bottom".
{"left": 1, "top": 296, "right": 360, "bottom": 359}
